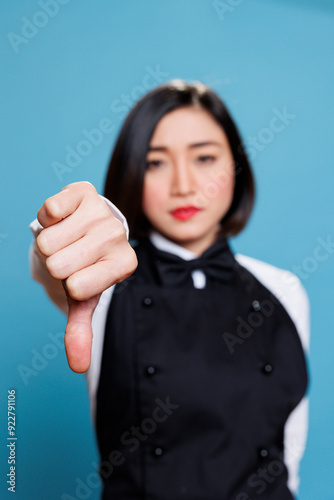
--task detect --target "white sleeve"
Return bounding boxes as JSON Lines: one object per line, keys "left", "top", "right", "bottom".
{"left": 281, "top": 280, "right": 310, "bottom": 496}
{"left": 284, "top": 396, "right": 309, "bottom": 495}
{"left": 235, "top": 254, "right": 310, "bottom": 496}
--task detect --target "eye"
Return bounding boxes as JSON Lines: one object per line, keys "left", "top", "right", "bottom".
{"left": 146, "top": 159, "right": 164, "bottom": 170}
{"left": 197, "top": 155, "right": 215, "bottom": 164}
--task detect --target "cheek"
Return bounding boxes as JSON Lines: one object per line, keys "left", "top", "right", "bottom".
{"left": 219, "top": 168, "right": 235, "bottom": 202}
{"left": 142, "top": 177, "right": 165, "bottom": 217}
{"left": 201, "top": 164, "right": 235, "bottom": 206}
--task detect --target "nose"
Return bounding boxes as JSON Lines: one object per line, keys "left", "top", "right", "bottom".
{"left": 170, "top": 161, "right": 195, "bottom": 196}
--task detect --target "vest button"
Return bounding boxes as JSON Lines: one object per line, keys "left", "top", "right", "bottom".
{"left": 252, "top": 300, "right": 261, "bottom": 311}
{"left": 153, "top": 447, "right": 163, "bottom": 457}
{"left": 262, "top": 363, "right": 273, "bottom": 374}
{"left": 143, "top": 297, "right": 153, "bottom": 307}
{"left": 145, "top": 366, "right": 156, "bottom": 376}
{"left": 258, "top": 447, "right": 269, "bottom": 459}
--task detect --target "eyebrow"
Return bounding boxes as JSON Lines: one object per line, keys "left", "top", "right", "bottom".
{"left": 147, "top": 141, "right": 222, "bottom": 152}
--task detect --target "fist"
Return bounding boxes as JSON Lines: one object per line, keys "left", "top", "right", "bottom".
{"left": 36, "top": 182, "right": 137, "bottom": 372}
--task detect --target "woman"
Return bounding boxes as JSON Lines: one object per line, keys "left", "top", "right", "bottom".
{"left": 30, "top": 80, "right": 309, "bottom": 499}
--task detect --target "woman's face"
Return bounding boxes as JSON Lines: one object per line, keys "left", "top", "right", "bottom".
{"left": 142, "top": 106, "right": 235, "bottom": 255}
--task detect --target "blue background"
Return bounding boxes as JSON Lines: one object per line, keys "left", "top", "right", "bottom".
{"left": 1, "top": 1, "right": 334, "bottom": 499}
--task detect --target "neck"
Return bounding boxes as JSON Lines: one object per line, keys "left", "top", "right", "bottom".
{"left": 149, "top": 231, "right": 222, "bottom": 258}
{"left": 175, "top": 235, "right": 218, "bottom": 256}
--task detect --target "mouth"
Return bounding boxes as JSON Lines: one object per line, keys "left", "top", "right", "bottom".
{"left": 170, "top": 206, "right": 202, "bottom": 221}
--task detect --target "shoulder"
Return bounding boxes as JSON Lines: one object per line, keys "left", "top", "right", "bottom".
{"left": 235, "top": 253, "right": 310, "bottom": 352}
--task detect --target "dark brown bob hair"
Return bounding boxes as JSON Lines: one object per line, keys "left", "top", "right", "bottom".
{"left": 104, "top": 79, "right": 255, "bottom": 239}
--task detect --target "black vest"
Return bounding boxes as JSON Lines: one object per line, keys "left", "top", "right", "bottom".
{"left": 96, "top": 238, "right": 308, "bottom": 500}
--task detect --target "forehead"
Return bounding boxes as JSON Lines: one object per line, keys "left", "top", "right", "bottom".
{"left": 149, "top": 106, "right": 228, "bottom": 146}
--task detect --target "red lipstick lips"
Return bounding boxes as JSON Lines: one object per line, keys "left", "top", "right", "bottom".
{"left": 170, "top": 206, "right": 202, "bottom": 221}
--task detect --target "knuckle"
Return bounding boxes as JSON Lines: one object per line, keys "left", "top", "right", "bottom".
{"left": 81, "top": 192, "right": 106, "bottom": 222}
{"left": 45, "top": 256, "right": 57, "bottom": 277}
{"left": 115, "top": 248, "right": 138, "bottom": 279}
{"left": 45, "top": 255, "right": 65, "bottom": 280}
{"left": 64, "top": 181, "right": 95, "bottom": 193}
{"left": 98, "top": 201, "right": 113, "bottom": 220}
{"left": 36, "top": 231, "right": 50, "bottom": 256}
{"left": 66, "top": 275, "right": 85, "bottom": 301}
{"left": 87, "top": 216, "right": 125, "bottom": 252}
{"left": 43, "top": 197, "right": 62, "bottom": 220}
{"left": 81, "top": 181, "right": 95, "bottom": 191}
{"left": 111, "top": 220, "right": 126, "bottom": 241}
{"left": 79, "top": 181, "right": 97, "bottom": 198}
{"left": 128, "top": 249, "right": 138, "bottom": 272}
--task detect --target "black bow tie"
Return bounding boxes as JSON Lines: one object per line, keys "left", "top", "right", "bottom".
{"left": 150, "top": 239, "right": 235, "bottom": 286}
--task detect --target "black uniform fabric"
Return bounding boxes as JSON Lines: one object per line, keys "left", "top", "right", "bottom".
{"left": 96, "top": 238, "right": 308, "bottom": 500}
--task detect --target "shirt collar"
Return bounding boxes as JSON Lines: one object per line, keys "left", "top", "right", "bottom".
{"left": 149, "top": 231, "right": 197, "bottom": 261}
